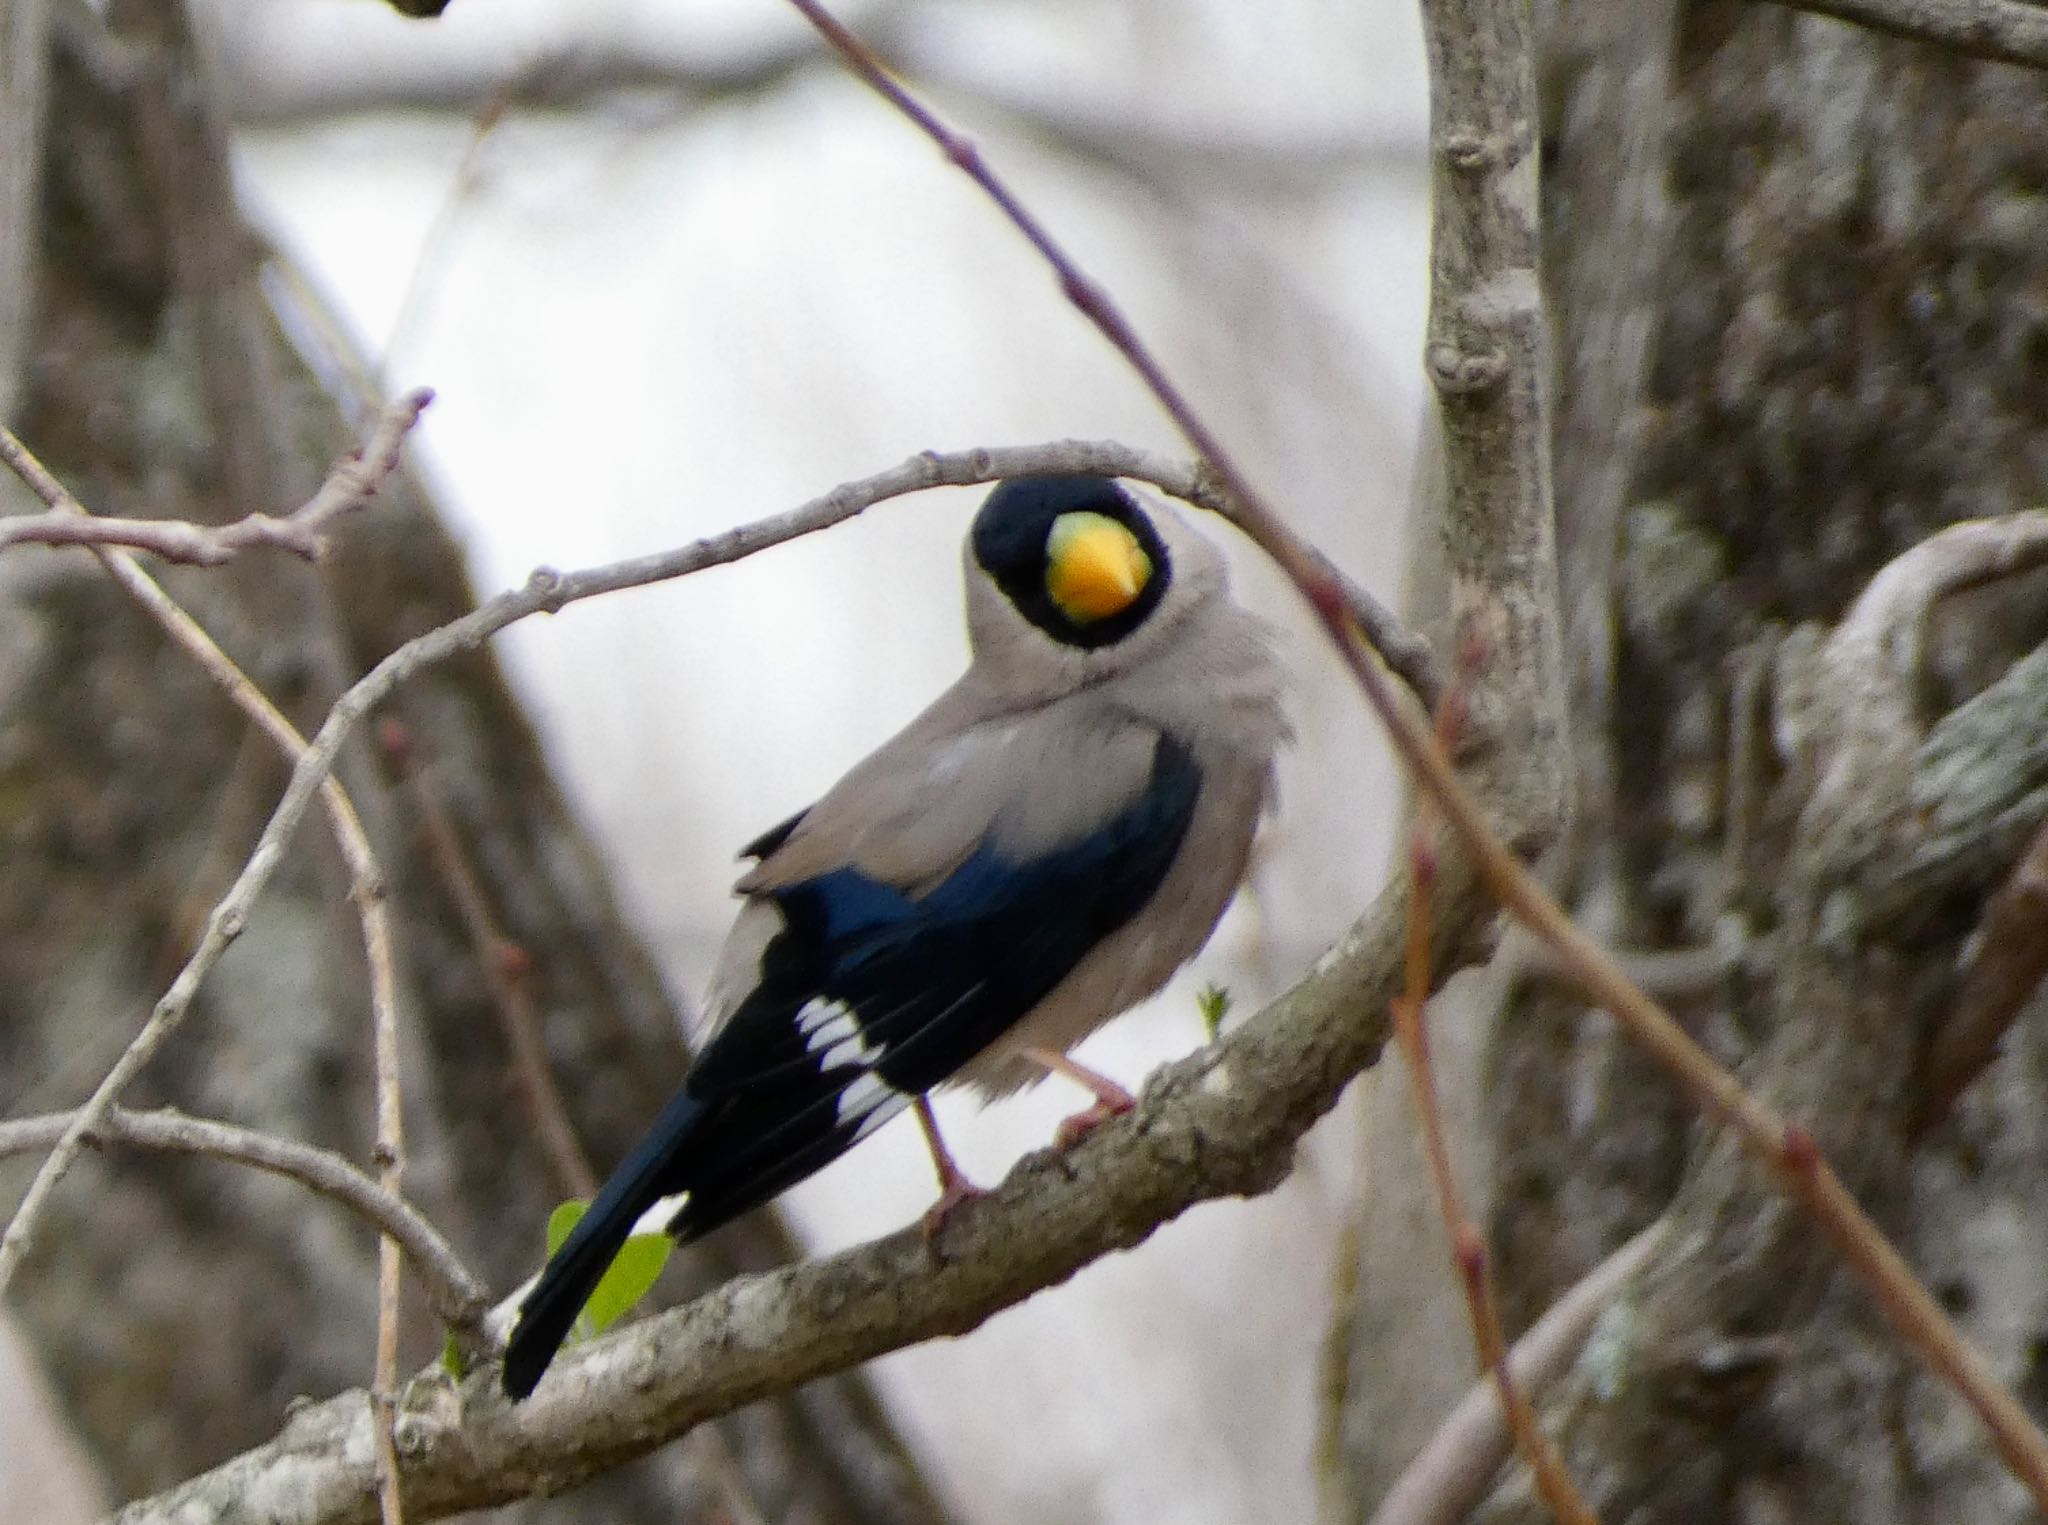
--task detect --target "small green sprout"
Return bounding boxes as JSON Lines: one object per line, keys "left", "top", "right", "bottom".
{"left": 1196, "top": 982, "right": 1232, "bottom": 1043}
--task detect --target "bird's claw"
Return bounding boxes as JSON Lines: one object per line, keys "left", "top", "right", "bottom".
{"left": 920, "top": 1173, "right": 990, "bottom": 1240}
{"left": 1053, "top": 1093, "right": 1134, "bottom": 1150}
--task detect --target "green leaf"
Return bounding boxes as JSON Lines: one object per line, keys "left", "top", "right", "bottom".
{"left": 582, "top": 1234, "right": 672, "bottom": 1336}
{"left": 441, "top": 1329, "right": 465, "bottom": 1379}
{"left": 546, "top": 1198, "right": 589, "bottom": 1256}
{"left": 1196, "top": 982, "right": 1232, "bottom": 1043}
{"left": 536, "top": 1197, "right": 672, "bottom": 1346}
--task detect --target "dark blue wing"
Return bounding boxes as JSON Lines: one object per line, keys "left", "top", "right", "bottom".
{"left": 663, "top": 730, "right": 1202, "bottom": 1238}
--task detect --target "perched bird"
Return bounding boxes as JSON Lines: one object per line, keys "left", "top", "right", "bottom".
{"left": 501, "top": 474, "right": 1287, "bottom": 1399}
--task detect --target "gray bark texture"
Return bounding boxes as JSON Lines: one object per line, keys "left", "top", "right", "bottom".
{"left": 0, "top": 2, "right": 947, "bottom": 1521}
{"left": 1332, "top": 2, "right": 2048, "bottom": 1521}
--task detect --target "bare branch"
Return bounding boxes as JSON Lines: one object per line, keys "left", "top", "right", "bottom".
{"left": 1918, "top": 817, "right": 2048, "bottom": 1133}
{"left": 1394, "top": 659, "right": 1593, "bottom": 1522}
{"left": 0, "top": 1107, "right": 486, "bottom": 1341}
{"left": 1759, "top": 0, "right": 2048, "bottom": 71}
{"left": 1371, "top": 1221, "right": 1668, "bottom": 1525}
{"left": 381, "top": 718, "right": 599, "bottom": 1199}
{"left": 294, "top": 386, "right": 436, "bottom": 539}
{"left": 109, "top": 849, "right": 1435, "bottom": 1524}
{"left": 1824, "top": 511, "right": 2048, "bottom": 703}
{"left": 369, "top": 867, "right": 410, "bottom": 1525}
{"left": 1501, "top": 928, "right": 1738, "bottom": 1007}
{"left": 0, "top": 389, "right": 431, "bottom": 563}
{"left": 0, "top": 425, "right": 429, "bottom": 1499}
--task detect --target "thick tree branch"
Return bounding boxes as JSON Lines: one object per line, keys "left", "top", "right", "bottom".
{"left": 109, "top": 854, "right": 1467, "bottom": 1524}
{"left": 1759, "top": 0, "right": 2048, "bottom": 71}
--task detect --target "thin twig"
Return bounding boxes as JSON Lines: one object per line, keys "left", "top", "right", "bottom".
{"left": 1370, "top": 1222, "right": 1668, "bottom": 1525}
{"left": 1917, "top": 817, "right": 2048, "bottom": 1134}
{"left": 382, "top": 101, "right": 505, "bottom": 391}
{"left": 1394, "top": 655, "right": 1594, "bottom": 1524}
{"left": 0, "top": 390, "right": 431, "bottom": 563}
{"left": 380, "top": 718, "right": 599, "bottom": 1199}
{"left": 369, "top": 886, "right": 408, "bottom": 1525}
{"left": 0, "top": 422, "right": 421, "bottom": 1518}
{"left": 0, "top": 446, "right": 403, "bottom": 1299}
{"left": 787, "top": 0, "right": 1444, "bottom": 713}
{"left": 0, "top": 1106, "right": 487, "bottom": 1346}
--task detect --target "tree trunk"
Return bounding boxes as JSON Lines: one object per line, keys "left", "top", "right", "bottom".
{"left": 1328, "top": 4, "right": 2048, "bottom": 1520}
{"left": 0, "top": 3, "right": 947, "bottom": 1520}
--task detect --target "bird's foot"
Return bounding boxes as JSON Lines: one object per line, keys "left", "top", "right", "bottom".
{"left": 920, "top": 1168, "right": 990, "bottom": 1239}
{"left": 912, "top": 1094, "right": 987, "bottom": 1238}
{"left": 1053, "top": 1087, "right": 1135, "bottom": 1150}
{"left": 1022, "top": 1046, "right": 1137, "bottom": 1149}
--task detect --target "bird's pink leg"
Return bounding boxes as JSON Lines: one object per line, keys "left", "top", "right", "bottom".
{"left": 1024, "top": 1046, "right": 1136, "bottom": 1149}
{"left": 913, "top": 1095, "right": 987, "bottom": 1237}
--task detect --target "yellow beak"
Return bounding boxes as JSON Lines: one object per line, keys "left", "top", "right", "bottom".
{"left": 1045, "top": 512, "right": 1152, "bottom": 623}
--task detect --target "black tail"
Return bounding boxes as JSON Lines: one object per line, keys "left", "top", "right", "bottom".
{"left": 501, "top": 1089, "right": 707, "bottom": 1399}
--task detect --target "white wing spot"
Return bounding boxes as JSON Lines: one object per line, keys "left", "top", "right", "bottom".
{"left": 836, "top": 1070, "right": 908, "bottom": 1135}
{"left": 822, "top": 1031, "right": 881, "bottom": 1071}
{"left": 632, "top": 1192, "right": 690, "bottom": 1237}
{"left": 797, "top": 996, "right": 856, "bottom": 1038}
{"left": 805, "top": 1010, "right": 861, "bottom": 1054}
{"left": 851, "top": 1091, "right": 910, "bottom": 1141}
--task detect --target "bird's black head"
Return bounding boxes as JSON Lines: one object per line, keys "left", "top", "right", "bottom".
{"left": 970, "top": 476, "right": 1172, "bottom": 649}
